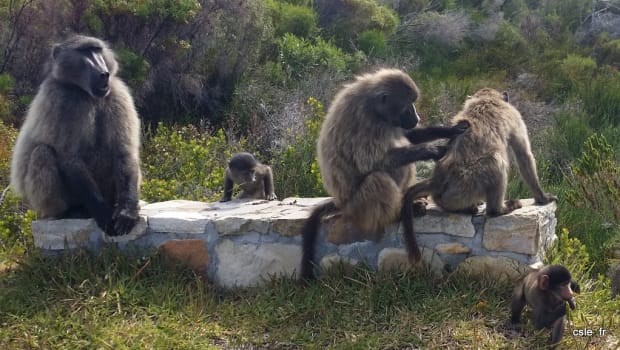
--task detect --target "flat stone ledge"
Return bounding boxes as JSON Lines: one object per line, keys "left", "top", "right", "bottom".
{"left": 32, "top": 197, "right": 557, "bottom": 288}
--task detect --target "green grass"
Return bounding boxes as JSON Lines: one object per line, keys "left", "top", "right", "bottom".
{"left": 1, "top": 248, "right": 618, "bottom": 349}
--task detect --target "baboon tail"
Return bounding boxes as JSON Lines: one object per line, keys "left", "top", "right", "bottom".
{"left": 401, "top": 181, "right": 432, "bottom": 263}
{"left": 300, "top": 200, "right": 338, "bottom": 281}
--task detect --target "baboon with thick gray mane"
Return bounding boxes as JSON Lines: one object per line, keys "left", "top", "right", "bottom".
{"left": 401, "top": 88, "right": 556, "bottom": 260}
{"left": 300, "top": 68, "right": 468, "bottom": 280}
{"left": 10, "top": 34, "right": 141, "bottom": 236}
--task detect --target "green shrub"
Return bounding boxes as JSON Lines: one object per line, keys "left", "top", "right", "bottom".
{"left": 318, "top": 0, "right": 399, "bottom": 50}
{"left": 558, "top": 134, "right": 620, "bottom": 271}
{"left": 558, "top": 54, "right": 597, "bottom": 94}
{"left": 0, "top": 191, "right": 35, "bottom": 254}
{"left": 358, "top": 30, "right": 388, "bottom": 57}
{"left": 579, "top": 72, "right": 620, "bottom": 128}
{"left": 547, "top": 111, "right": 594, "bottom": 172}
{"left": 0, "top": 121, "right": 35, "bottom": 254}
{"left": 0, "top": 120, "right": 17, "bottom": 185}
{"left": 141, "top": 124, "right": 246, "bottom": 202}
{"left": 594, "top": 34, "right": 620, "bottom": 67}
{"left": 546, "top": 228, "right": 592, "bottom": 279}
{"left": 267, "top": 0, "right": 318, "bottom": 38}
{"left": 116, "top": 49, "right": 151, "bottom": 90}
{"left": 272, "top": 97, "right": 326, "bottom": 197}
{"left": 276, "top": 33, "right": 349, "bottom": 80}
{"left": 0, "top": 74, "right": 15, "bottom": 124}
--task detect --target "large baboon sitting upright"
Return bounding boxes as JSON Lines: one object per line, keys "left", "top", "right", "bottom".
{"left": 10, "top": 34, "right": 142, "bottom": 236}
{"left": 401, "top": 88, "right": 557, "bottom": 259}
{"left": 300, "top": 68, "right": 467, "bottom": 280}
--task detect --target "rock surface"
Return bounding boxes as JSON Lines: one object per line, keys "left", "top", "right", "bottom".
{"left": 32, "top": 197, "right": 557, "bottom": 288}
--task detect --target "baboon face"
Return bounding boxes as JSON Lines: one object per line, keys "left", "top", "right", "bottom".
{"left": 51, "top": 35, "right": 115, "bottom": 98}
{"left": 229, "top": 152, "right": 258, "bottom": 185}
{"left": 373, "top": 80, "right": 420, "bottom": 130}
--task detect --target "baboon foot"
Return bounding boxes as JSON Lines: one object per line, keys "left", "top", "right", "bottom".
{"left": 505, "top": 199, "right": 522, "bottom": 212}
{"left": 487, "top": 200, "right": 522, "bottom": 216}
{"left": 536, "top": 193, "right": 558, "bottom": 205}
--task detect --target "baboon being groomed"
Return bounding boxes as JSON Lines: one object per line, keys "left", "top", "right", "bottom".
{"left": 300, "top": 68, "right": 468, "bottom": 280}
{"left": 10, "top": 34, "right": 141, "bottom": 236}
{"left": 401, "top": 88, "right": 557, "bottom": 260}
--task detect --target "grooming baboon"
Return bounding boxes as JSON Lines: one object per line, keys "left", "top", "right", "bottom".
{"left": 10, "top": 34, "right": 141, "bottom": 236}
{"left": 300, "top": 68, "right": 468, "bottom": 280}
{"left": 511, "top": 265, "right": 580, "bottom": 347}
{"left": 400, "top": 88, "right": 556, "bottom": 259}
{"left": 220, "top": 152, "right": 277, "bottom": 202}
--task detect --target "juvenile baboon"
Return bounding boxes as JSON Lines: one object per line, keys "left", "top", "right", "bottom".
{"left": 220, "top": 152, "right": 277, "bottom": 202}
{"left": 300, "top": 68, "right": 467, "bottom": 280}
{"left": 401, "top": 88, "right": 557, "bottom": 259}
{"left": 10, "top": 34, "right": 141, "bottom": 236}
{"left": 511, "top": 265, "right": 580, "bottom": 347}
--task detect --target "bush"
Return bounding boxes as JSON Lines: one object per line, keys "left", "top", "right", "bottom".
{"left": 546, "top": 228, "right": 592, "bottom": 279}
{"left": 276, "top": 33, "right": 349, "bottom": 80}
{"left": 0, "top": 74, "right": 15, "bottom": 124}
{"left": 116, "top": 49, "right": 150, "bottom": 91}
{"left": 314, "top": 0, "right": 399, "bottom": 50}
{"left": 0, "top": 121, "right": 34, "bottom": 254}
{"left": 558, "top": 54, "right": 597, "bottom": 94}
{"left": 579, "top": 71, "right": 620, "bottom": 128}
{"left": 267, "top": 0, "right": 318, "bottom": 38}
{"left": 272, "top": 97, "right": 326, "bottom": 198}
{"left": 558, "top": 134, "right": 620, "bottom": 271}
{"left": 358, "top": 30, "right": 388, "bottom": 57}
{"left": 140, "top": 124, "right": 247, "bottom": 202}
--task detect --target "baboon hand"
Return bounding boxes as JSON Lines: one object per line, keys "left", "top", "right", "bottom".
{"left": 110, "top": 204, "right": 139, "bottom": 236}
{"left": 219, "top": 196, "right": 232, "bottom": 202}
{"left": 536, "top": 193, "right": 558, "bottom": 205}
{"left": 425, "top": 144, "right": 448, "bottom": 160}
{"left": 451, "top": 120, "right": 470, "bottom": 135}
{"left": 267, "top": 193, "right": 278, "bottom": 201}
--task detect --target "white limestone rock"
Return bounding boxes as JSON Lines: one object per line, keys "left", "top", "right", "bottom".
{"left": 214, "top": 240, "right": 301, "bottom": 288}
{"left": 377, "top": 247, "right": 446, "bottom": 275}
{"left": 319, "top": 254, "right": 359, "bottom": 271}
{"left": 483, "top": 200, "right": 556, "bottom": 254}
{"left": 411, "top": 204, "right": 476, "bottom": 237}
{"left": 455, "top": 255, "right": 531, "bottom": 282}
{"left": 33, "top": 215, "right": 147, "bottom": 249}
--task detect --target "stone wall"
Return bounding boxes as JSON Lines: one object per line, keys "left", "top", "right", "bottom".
{"left": 33, "top": 197, "right": 557, "bottom": 288}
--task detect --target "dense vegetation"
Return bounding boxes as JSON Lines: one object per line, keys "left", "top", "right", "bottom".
{"left": 1, "top": 0, "right": 619, "bottom": 348}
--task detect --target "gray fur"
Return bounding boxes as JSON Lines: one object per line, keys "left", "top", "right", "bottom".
{"left": 405, "top": 87, "right": 556, "bottom": 216}
{"left": 220, "top": 152, "right": 277, "bottom": 202}
{"left": 301, "top": 69, "right": 467, "bottom": 279}
{"left": 10, "top": 34, "right": 141, "bottom": 236}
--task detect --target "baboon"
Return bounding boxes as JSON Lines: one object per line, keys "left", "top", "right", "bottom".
{"left": 401, "top": 88, "right": 556, "bottom": 260}
{"left": 10, "top": 34, "right": 141, "bottom": 236}
{"left": 511, "top": 265, "right": 580, "bottom": 347}
{"left": 220, "top": 152, "right": 277, "bottom": 202}
{"left": 300, "top": 68, "right": 468, "bottom": 280}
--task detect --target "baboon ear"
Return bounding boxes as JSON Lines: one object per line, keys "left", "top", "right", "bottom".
{"left": 539, "top": 274, "right": 550, "bottom": 290}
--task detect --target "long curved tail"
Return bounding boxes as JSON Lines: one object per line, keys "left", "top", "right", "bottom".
{"left": 300, "top": 200, "right": 338, "bottom": 281}
{"left": 401, "top": 181, "right": 432, "bottom": 263}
